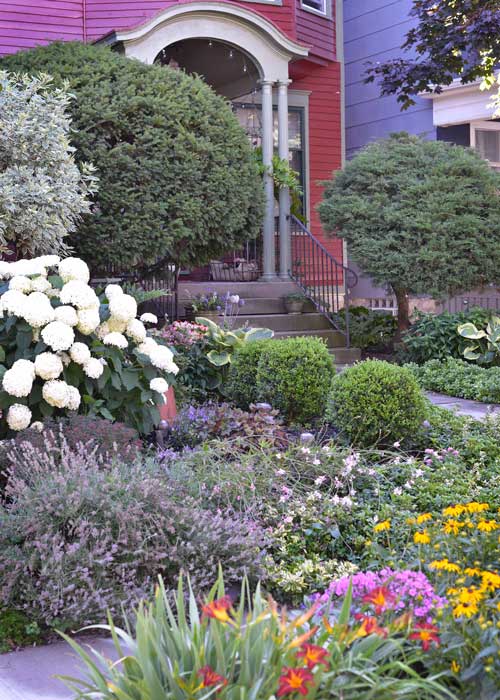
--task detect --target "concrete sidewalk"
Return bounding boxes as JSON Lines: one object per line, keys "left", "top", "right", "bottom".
{"left": 0, "top": 636, "right": 119, "bottom": 700}
{"left": 426, "top": 391, "right": 500, "bottom": 421}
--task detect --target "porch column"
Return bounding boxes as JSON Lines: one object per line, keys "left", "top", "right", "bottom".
{"left": 260, "top": 79, "right": 277, "bottom": 281}
{"left": 277, "top": 79, "right": 291, "bottom": 279}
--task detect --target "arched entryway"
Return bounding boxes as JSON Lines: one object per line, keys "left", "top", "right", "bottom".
{"left": 100, "top": 1, "right": 309, "bottom": 280}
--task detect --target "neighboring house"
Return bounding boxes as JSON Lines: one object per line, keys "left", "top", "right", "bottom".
{"left": 0, "top": 0, "right": 346, "bottom": 281}
{"left": 344, "top": 0, "right": 500, "bottom": 309}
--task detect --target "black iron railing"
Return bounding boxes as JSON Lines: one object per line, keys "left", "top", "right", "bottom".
{"left": 289, "top": 215, "right": 358, "bottom": 347}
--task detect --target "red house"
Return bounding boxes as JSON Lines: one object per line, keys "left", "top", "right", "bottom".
{"left": 0, "top": 0, "right": 344, "bottom": 275}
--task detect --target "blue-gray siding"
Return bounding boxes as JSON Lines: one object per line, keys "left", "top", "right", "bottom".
{"left": 344, "top": 0, "right": 435, "bottom": 158}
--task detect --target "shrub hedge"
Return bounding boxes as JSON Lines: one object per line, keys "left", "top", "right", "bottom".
{"left": 326, "top": 360, "right": 427, "bottom": 447}
{"left": 407, "top": 358, "right": 500, "bottom": 404}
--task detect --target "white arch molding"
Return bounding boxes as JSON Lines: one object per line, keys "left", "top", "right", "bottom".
{"left": 100, "top": 1, "right": 308, "bottom": 82}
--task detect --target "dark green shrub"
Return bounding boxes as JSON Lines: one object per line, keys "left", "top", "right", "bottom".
{"left": 407, "top": 357, "right": 500, "bottom": 403}
{"left": 400, "top": 308, "right": 492, "bottom": 364}
{"left": 0, "top": 608, "right": 41, "bottom": 652}
{"left": 335, "top": 307, "right": 397, "bottom": 350}
{"left": 1, "top": 42, "right": 264, "bottom": 271}
{"left": 255, "top": 337, "right": 334, "bottom": 425}
{"left": 225, "top": 339, "right": 272, "bottom": 408}
{"left": 326, "top": 360, "right": 427, "bottom": 447}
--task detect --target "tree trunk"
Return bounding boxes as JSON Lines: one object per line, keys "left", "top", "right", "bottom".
{"left": 392, "top": 285, "right": 410, "bottom": 336}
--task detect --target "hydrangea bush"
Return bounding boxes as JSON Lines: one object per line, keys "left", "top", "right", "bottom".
{"left": 0, "top": 255, "right": 178, "bottom": 435}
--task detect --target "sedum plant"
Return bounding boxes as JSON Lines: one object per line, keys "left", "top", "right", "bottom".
{"left": 0, "top": 72, "right": 96, "bottom": 258}
{"left": 457, "top": 316, "right": 500, "bottom": 365}
{"left": 60, "top": 572, "right": 454, "bottom": 700}
{"left": 0, "top": 255, "right": 178, "bottom": 435}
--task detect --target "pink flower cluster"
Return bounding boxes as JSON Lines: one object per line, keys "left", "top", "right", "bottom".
{"left": 423, "top": 447, "right": 459, "bottom": 466}
{"left": 315, "top": 569, "right": 446, "bottom": 622}
{"left": 160, "top": 321, "right": 208, "bottom": 348}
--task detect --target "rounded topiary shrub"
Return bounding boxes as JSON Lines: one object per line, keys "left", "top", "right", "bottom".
{"left": 225, "top": 339, "right": 272, "bottom": 408}
{"left": 255, "top": 337, "right": 334, "bottom": 425}
{"left": 326, "top": 360, "right": 427, "bottom": 447}
{"left": 0, "top": 42, "right": 264, "bottom": 271}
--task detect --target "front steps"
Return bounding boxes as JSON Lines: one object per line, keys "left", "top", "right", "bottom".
{"left": 178, "top": 281, "right": 361, "bottom": 365}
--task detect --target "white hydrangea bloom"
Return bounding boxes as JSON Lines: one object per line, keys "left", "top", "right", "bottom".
{"left": 95, "top": 321, "right": 110, "bottom": 340}
{"left": 37, "top": 255, "right": 61, "bottom": 268}
{"left": 54, "top": 305, "right": 79, "bottom": 327}
{"left": 107, "top": 316, "right": 128, "bottom": 333}
{"left": 140, "top": 312, "right": 158, "bottom": 325}
{"left": 41, "top": 320, "right": 75, "bottom": 351}
{"left": 105, "top": 284, "right": 123, "bottom": 300}
{"left": 126, "top": 318, "right": 146, "bottom": 343}
{"left": 84, "top": 357, "right": 104, "bottom": 379}
{"left": 149, "top": 345, "right": 179, "bottom": 374}
{"left": 31, "top": 276, "right": 52, "bottom": 294}
{"left": 2, "top": 289, "right": 27, "bottom": 316}
{"left": 136, "top": 337, "right": 157, "bottom": 355}
{"left": 109, "top": 294, "right": 137, "bottom": 322}
{"left": 69, "top": 342, "right": 91, "bottom": 365}
{"left": 60, "top": 280, "right": 99, "bottom": 309}
{"left": 58, "top": 257, "right": 90, "bottom": 284}
{"left": 9, "top": 276, "right": 32, "bottom": 293}
{"left": 2, "top": 359, "right": 35, "bottom": 397}
{"left": 23, "top": 292, "right": 55, "bottom": 328}
{"left": 66, "top": 386, "right": 81, "bottom": 411}
{"left": 7, "top": 404, "right": 32, "bottom": 431}
{"left": 30, "top": 421, "right": 44, "bottom": 433}
{"left": 42, "top": 379, "right": 71, "bottom": 408}
{"left": 0, "top": 261, "right": 12, "bottom": 279}
{"left": 76, "top": 308, "right": 100, "bottom": 335}
{"left": 34, "top": 352, "right": 63, "bottom": 380}
{"left": 150, "top": 377, "right": 169, "bottom": 394}
{"left": 46, "top": 287, "right": 61, "bottom": 299}
{"left": 9, "top": 259, "right": 47, "bottom": 277}
{"left": 103, "top": 332, "right": 128, "bottom": 349}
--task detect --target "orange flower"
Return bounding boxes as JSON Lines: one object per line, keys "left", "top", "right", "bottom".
{"left": 201, "top": 595, "right": 233, "bottom": 624}
{"left": 355, "top": 614, "right": 388, "bottom": 638}
{"left": 198, "top": 665, "right": 228, "bottom": 689}
{"left": 362, "top": 586, "right": 396, "bottom": 614}
{"left": 409, "top": 623, "right": 440, "bottom": 652}
{"left": 296, "top": 643, "right": 329, "bottom": 669}
{"left": 277, "top": 668, "right": 314, "bottom": 697}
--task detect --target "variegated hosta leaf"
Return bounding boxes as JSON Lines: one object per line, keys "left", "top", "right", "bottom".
{"left": 457, "top": 322, "right": 486, "bottom": 340}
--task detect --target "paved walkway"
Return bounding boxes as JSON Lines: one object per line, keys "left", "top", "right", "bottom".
{"left": 426, "top": 391, "right": 500, "bottom": 421}
{"left": 0, "top": 636, "right": 119, "bottom": 700}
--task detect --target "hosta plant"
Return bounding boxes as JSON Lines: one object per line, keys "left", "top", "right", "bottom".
{"left": 0, "top": 256, "right": 178, "bottom": 435}
{"left": 60, "top": 572, "right": 454, "bottom": 700}
{"left": 458, "top": 316, "right": 500, "bottom": 365}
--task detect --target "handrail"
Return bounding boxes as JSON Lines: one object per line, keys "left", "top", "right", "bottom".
{"left": 289, "top": 215, "right": 358, "bottom": 348}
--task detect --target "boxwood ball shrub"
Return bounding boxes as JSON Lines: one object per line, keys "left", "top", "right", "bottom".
{"left": 0, "top": 256, "right": 178, "bottom": 436}
{"left": 0, "top": 42, "right": 264, "bottom": 271}
{"left": 327, "top": 360, "right": 427, "bottom": 447}
{"left": 225, "top": 339, "right": 271, "bottom": 408}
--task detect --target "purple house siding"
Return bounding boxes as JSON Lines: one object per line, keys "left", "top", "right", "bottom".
{"left": 0, "top": 1, "right": 84, "bottom": 55}
{"left": 343, "top": 0, "right": 435, "bottom": 159}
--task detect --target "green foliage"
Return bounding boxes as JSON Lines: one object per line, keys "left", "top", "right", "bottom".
{"left": 327, "top": 360, "right": 427, "bottom": 447}
{"left": 400, "top": 308, "right": 492, "bottom": 364}
{"left": 0, "top": 43, "right": 264, "bottom": 271}
{"left": 258, "top": 337, "right": 334, "bottom": 424}
{"left": 60, "top": 572, "right": 453, "bottom": 700}
{"left": 458, "top": 315, "right": 500, "bottom": 365}
{"left": 0, "top": 71, "right": 95, "bottom": 257}
{"left": 407, "top": 358, "right": 500, "bottom": 404}
{"left": 225, "top": 339, "right": 271, "bottom": 408}
{"left": 0, "top": 608, "right": 41, "bottom": 653}
{"left": 336, "top": 306, "right": 397, "bottom": 350}
{"left": 319, "top": 133, "right": 500, "bottom": 327}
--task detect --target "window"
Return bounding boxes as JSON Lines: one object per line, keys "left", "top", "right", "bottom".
{"left": 300, "top": 0, "right": 328, "bottom": 16}
{"left": 470, "top": 121, "right": 500, "bottom": 170}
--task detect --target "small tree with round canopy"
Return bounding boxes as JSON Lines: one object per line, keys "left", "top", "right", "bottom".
{"left": 1, "top": 42, "right": 264, "bottom": 272}
{"left": 319, "top": 132, "right": 500, "bottom": 331}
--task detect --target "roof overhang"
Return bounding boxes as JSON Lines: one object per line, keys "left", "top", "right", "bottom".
{"left": 420, "top": 76, "right": 498, "bottom": 127}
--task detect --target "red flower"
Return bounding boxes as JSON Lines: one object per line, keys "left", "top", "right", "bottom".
{"left": 198, "top": 665, "right": 228, "bottom": 689}
{"left": 362, "top": 586, "right": 396, "bottom": 614}
{"left": 354, "top": 614, "right": 388, "bottom": 638}
{"left": 409, "top": 623, "right": 440, "bottom": 652}
{"left": 277, "top": 667, "right": 314, "bottom": 697}
{"left": 201, "top": 595, "right": 233, "bottom": 624}
{"left": 296, "top": 643, "right": 329, "bottom": 670}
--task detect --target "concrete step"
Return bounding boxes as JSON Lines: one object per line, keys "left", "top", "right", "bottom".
{"left": 273, "top": 329, "right": 347, "bottom": 348}
{"left": 178, "top": 280, "right": 299, "bottom": 299}
{"left": 237, "top": 297, "right": 316, "bottom": 314}
{"left": 329, "top": 347, "right": 362, "bottom": 364}
{"left": 233, "top": 312, "right": 333, "bottom": 332}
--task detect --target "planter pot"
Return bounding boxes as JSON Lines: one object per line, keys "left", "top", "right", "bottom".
{"left": 159, "top": 386, "right": 177, "bottom": 424}
{"left": 284, "top": 300, "right": 305, "bottom": 314}
{"left": 184, "top": 306, "right": 220, "bottom": 323}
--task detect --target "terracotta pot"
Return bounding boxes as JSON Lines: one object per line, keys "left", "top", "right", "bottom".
{"left": 284, "top": 299, "right": 305, "bottom": 314}
{"left": 159, "top": 386, "right": 177, "bottom": 424}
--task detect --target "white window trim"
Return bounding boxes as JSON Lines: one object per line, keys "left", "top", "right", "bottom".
{"left": 300, "top": 0, "right": 331, "bottom": 19}
{"left": 470, "top": 120, "right": 500, "bottom": 169}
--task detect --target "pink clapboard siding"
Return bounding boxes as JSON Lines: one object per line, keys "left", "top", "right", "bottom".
{"left": 0, "top": 1, "right": 84, "bottom": 55}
